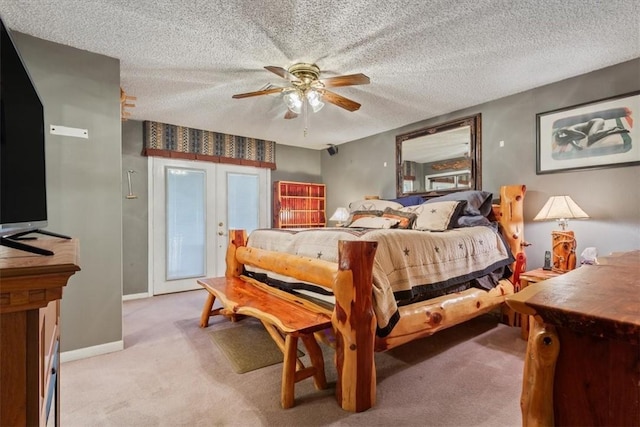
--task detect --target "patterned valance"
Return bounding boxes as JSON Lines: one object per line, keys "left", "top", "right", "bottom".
{"left": 142, "top": 121, "right": 276, "bottom": 169}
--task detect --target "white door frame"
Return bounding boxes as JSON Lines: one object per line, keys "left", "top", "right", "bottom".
{"left": 147, "top": 157, "right": 270, "bottom": 295}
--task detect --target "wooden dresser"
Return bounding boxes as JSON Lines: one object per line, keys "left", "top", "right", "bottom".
{"left": 506, "top": 250, "right": 640, "bottom": 426}
{"left": 0, "top": 238, "right": 80, "bottom": 426}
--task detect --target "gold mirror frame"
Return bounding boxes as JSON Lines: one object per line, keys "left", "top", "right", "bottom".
{"left": 396, "top": 114, "right": 482, "bottom": 198}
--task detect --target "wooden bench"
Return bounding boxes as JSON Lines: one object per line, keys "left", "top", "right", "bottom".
{"left": 198, "top": 275, "right": 332, "bottom": 409}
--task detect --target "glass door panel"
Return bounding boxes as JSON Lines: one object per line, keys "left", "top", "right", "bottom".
{"left": 166, "top": 167, "right": 206, "bottom": 280}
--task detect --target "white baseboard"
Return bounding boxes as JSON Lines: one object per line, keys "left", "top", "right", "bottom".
{"left": 122, "top": 292, "right": 150, "bottom": 301}
{"left": 60, "top": 340, "right": 124, "bottom": 363}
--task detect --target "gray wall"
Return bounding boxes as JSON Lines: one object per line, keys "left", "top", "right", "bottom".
{"left": 272, "top": 144, "right": 322, "bottom": 183}
{"left": 480, "top": 59, "right": 640, "bottom": 269}
{"left": 322, "top": 58, "right": 640, "bottom": 270}
{"left": 13, "top": 33, "right": 123, "bottom": 352}
{"left": 322, "top": 131, "right": 397, "bottom": 212}
{"left": 122, "top": 120, "right": 148, "bottom": 295}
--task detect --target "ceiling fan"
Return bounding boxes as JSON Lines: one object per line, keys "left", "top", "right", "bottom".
{"left": 232, "top": 63, "right": 370, "bottom": 119}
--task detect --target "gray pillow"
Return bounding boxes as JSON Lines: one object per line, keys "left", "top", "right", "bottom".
{"left": 456, "top": 214, "right": 492, "bottom": 227}
{"left": 423, "top": 190, "right": 493, "bottom": 217}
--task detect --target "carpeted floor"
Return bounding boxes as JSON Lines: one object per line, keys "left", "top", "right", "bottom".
{"left": 60, "top": 289, "right": 527, "bottom": 426}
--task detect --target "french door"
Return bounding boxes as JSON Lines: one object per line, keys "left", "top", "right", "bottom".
{"left": 150, "top": 157, "right": 269, "bottom": 295}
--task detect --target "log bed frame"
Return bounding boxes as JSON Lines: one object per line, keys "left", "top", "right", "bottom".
{"left": 198, "top": 184, "right": 527, "bottom": 412}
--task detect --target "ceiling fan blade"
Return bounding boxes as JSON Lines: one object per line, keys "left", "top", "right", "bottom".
{"left": 320, "top": 73, "right": 370, "bottom": 88}
{"left": 232, "top": 87, "right": 285, "bottom": 99}
{"left": 322, "top": 90, "right": 362, "bottom": 112}
{"left": 264, "top": 66, "right": 300, "bottom": 82}
{"left": 284, "top": 110, "right": 298, "bottom": 119}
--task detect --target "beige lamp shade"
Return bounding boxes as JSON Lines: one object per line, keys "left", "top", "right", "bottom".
{"left": 329, "top": 207, "right": 350, "bottom": 225}
{"left": 533, "top": 195, "right": 589, "bottom": 230}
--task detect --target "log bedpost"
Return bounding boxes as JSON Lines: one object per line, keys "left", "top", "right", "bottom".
{"left": 496, "top": 185, "right": 527, "bottom": 327}
{"left": 225, "top": 230, "right": 247, "bottom": 278}
{"left": 495, "top": 184, "right": 528, "bottom": 289}
{"left": 332, "top": 240, "right": 378, "bottom": 412}
{"left": 499, "top": 184, "right": 527, "bottom": 273}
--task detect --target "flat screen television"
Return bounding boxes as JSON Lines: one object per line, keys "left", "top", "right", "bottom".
{"left": 0, "top": 15, "right": 48, "bottom": 239}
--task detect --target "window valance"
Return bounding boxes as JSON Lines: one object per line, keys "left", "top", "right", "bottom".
{"left": 142, "top": 121, "right": 276, "bottom": 169}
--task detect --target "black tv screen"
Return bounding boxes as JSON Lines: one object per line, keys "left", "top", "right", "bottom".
{"left": 0, "top": 16, "right": 48, "bottom": 237}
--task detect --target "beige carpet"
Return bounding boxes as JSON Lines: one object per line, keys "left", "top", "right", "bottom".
{"left": 209, "top": 318, "right": 302, "bottom": 374}
{"left": 60, "top": 289, "right": 527, "bottom": 426}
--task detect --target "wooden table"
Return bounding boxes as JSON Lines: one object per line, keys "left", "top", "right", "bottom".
{"left": 506, "top": 251, "right": 640, "bottom": 426}
{"left": 0, "top": 238, "right": 80, "bottom": 426}
{"left": 518, "top": 268, "right": 563, "bottom": 340}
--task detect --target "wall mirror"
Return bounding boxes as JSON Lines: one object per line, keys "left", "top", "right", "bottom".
{"left": 396, "top": 113, "right": 481, "bottom": 198}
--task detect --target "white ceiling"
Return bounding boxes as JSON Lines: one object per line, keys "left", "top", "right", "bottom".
{"left": 1, "top": 0, "right": 638, "bottom": 150}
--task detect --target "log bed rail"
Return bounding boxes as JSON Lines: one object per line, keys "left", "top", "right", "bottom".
{"left": 198, "top": 184, "right": 527, "bottom": 412}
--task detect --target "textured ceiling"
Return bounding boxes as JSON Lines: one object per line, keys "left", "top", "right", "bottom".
{"left": 1, "top": 0, "right": 639, "bottom": 150}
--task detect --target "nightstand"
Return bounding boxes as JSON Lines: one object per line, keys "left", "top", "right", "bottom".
{"left": 518, "top": 268, "right": 564, "bottom": 339}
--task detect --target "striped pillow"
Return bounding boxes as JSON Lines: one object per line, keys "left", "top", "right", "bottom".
{"left": 382, "top": 208, "right": 417, "bottom": 229}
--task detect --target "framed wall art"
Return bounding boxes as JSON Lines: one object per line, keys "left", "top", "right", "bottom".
{"left": 536, "top": 91, "right": 640, "bottom": 174}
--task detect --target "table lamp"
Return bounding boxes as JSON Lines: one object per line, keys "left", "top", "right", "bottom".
{"left": 329, "top": 207, "right": 350, "bottom": 227}
{"left": 533, "top": 195, "right": 589, "bottom": 272}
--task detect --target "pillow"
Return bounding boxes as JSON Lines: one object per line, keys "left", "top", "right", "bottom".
{"left": 456, "top": 214, "right": 491, "bottom": 228}
{"left": 388, "top": 195, "right": 425, "bottom": 207}
{"left": 349, "top": 199, "right": 403, "bottom": 212}
{"left": 347, "top": 209, "right": 383, "bottom": 226}
{"left": 401, "top": 201, "right": 464, "bottom": 231}
{"left": 423, "top": 190, "right": 493, "bottom": 217}
{"left": 382, "top": 207, "right": 417, "bottom": 229}
{"left": 348, "top": 216, "right": 399, "bottom": 229}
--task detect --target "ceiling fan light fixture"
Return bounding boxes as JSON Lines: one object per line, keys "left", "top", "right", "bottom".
{"left": 306, "top": 89, "right": 324, "bottom": 112}
{"left": 310, "top": 100, "right": 324, "bottom": 113}
{"left": 232, "top": 63, "right": 369, "bottom": 121}
{"left": 283, "top": 89, "right": 303, "bottom": 114}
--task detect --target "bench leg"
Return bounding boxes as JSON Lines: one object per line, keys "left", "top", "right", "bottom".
{"left": 261, "top": 320, "right": 306, "bottom": 371}
{"left": 280, "top": 332, "right": 328, "bottom": 409}
{"left": 200, "top": 292, "right": 216, "bottom": 328}
{"left": 301, "top": 334, "right": 327, "bottom": 390}
{"left": 281, "top": 335, "right": 299, "bottom": 409}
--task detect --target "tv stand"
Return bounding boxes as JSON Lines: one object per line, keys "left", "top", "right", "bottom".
{"left": 0, "top": 229, "right": 71, "bottom": 256}
{"left": 0, "top": 238, "right": 80, "bottom": 426}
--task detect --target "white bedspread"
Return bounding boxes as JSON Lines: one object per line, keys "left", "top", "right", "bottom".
{"left": 245, "top": 226, "right": 513, "bottom": 335}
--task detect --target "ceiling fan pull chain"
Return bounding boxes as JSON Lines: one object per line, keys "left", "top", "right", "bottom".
{"left": 303, "top": 100, "right": 309, "bottom": 137}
